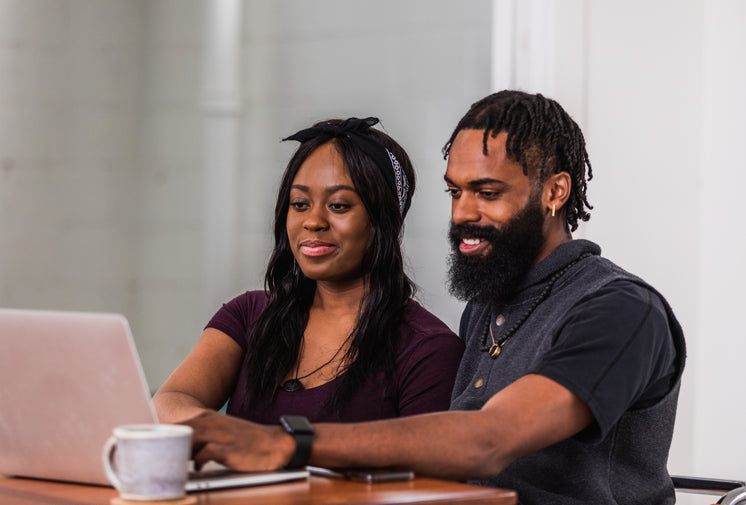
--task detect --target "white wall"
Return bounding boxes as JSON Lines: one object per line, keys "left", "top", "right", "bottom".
{"left": 0, "top": 1, "right": 143, "bottom": 314}
{"left": 695, "top": 0, "right": 746, "bottom": 481}
{"left": 0, "top": 0, "right": 208, "bottom": 386}
{"left": 133, "top": 0, "right": 206, "bottom": 389}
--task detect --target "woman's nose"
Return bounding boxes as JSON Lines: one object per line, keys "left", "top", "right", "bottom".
{"left": 303, "top": 206, "right": 329, "bottom": 231}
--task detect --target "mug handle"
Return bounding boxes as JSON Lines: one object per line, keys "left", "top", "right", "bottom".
{"left": 101, "top": 436, "right": 124, "bottom": 491}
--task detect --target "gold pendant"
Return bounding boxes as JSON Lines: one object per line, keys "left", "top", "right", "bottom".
{"left": 488, "top": 344, "right": 502, "bottom": 359}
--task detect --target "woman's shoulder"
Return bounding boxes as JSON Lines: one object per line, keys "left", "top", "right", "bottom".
{"left": 223, "top": 290, "right": 269, "bottom": 314}
{"left": 400, "top": 300, "right": 462, "bottom": 346}
{"left": 393, "top": 301, "right": 465, "bottom": 384}
{"left": 208, "top": 290, "right": 269, "bottom": 334}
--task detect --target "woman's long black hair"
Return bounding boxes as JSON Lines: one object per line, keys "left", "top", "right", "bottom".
{"left": 241, "top": 119, "right": 416, "bottom": 414}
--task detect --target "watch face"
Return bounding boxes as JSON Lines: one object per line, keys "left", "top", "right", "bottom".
{"left": 281, "top": 415, "right": 314, "bottom": 434}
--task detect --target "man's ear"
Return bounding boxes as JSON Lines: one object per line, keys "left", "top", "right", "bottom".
{"left": 543, "top": 172, "right": 571, "bottom": 216}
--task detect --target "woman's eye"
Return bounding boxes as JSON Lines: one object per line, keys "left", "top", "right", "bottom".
{"left": 329, "top": 202, "right": 350, "bottom": 212}
{"left": 289, "top": 201, "right": 309, "bottom": 211}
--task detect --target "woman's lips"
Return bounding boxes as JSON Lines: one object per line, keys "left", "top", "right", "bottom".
{"left": 300, "top": 240, "right": 336, "bottom": 257}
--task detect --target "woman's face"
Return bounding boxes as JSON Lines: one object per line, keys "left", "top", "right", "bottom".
{"left": 286, "top": 142, "right": 371, "bottom": 285}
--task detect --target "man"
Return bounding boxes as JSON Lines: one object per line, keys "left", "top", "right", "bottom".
{"left": 185, "top": 91, "right": 685, "bottom": 505}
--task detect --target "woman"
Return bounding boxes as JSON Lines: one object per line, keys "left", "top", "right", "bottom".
{"left": 154, "top": 117, "right": 463, "bottom": 425}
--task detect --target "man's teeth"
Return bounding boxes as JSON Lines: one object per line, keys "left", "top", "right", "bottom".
{"left": 462, "top": 238, "right": 482, "bottom": 245}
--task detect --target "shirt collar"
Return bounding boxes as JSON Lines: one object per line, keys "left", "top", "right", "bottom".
{"left": 515, "top": 239, "right": 601, "bottom": 292}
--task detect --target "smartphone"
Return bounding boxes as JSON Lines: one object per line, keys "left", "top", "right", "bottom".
{"left": 345, "top": 468, "right": 415, "bottom": 483}
{"left": 308, "top": 466, "right": 414, "bottom": 483}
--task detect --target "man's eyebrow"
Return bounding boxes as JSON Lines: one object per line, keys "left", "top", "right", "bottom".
{"left": 443, "top": 175, "right": 506, "bottom": 187}
{"left": 290, "top": 184, "right": 357, "bottom": 193}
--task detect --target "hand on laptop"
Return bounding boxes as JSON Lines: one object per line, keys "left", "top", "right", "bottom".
{"left": 183, "top": 411, "right": 294, "bottom": 472}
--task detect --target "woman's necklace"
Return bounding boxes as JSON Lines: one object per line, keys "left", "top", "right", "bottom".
{"left": 486, "top": 253, "right": 590, "bottom": 359}
{"left": 281, "top": 333, "right": 352, "bottom": 392}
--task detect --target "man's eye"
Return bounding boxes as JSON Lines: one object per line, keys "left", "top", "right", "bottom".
{"left": 479, "top": 191, "right": 501, "bottom": 199}
{"left": 445, "top": 188, "right": 461, "bottom": 198}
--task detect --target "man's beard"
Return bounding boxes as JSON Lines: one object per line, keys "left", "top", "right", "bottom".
{"left": 447, "top": 199, "right": 545, "bottom": 303}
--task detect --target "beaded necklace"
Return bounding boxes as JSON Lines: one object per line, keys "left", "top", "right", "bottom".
{"left": 484, "top": 253, "right": 591, "bottom": 359}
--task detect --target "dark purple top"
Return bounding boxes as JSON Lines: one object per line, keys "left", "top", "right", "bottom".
{"left": 206, "top": 291, "right": 464, "bottom": 424}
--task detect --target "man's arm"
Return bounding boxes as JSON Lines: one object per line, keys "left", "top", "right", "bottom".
{"left": 186, "top": 373, "right": 592, "bottom": 479}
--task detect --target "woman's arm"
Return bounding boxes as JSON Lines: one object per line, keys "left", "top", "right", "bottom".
{"left": 153, "top": 328, "right": 243, "bottom": 423}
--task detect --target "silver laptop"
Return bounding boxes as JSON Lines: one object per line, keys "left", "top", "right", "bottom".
{"left": 0, "top": 308, "right": 308, "bottom": 491}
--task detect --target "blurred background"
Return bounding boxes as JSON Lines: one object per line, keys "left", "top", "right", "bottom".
{"left": 1, "top": 1, "right": 744, "bottom": 501}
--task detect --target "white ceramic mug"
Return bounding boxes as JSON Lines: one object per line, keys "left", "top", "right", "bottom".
{"left": 102, "top": 424, "right": 193, "bottom": 501}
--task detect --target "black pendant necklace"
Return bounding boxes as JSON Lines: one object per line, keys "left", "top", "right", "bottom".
{"left": 281, "top": 378, "right": 304, "bottom": 392}
{"left": 485, "top": 253, "right": 590, "bottom": 359}
{"left": 281, "top": 333, "right": 352, "bottom": 392}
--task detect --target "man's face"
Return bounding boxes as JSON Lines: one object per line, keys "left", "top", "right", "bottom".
{"left": 445, "top": 130, "right": 547, "bottom": 302}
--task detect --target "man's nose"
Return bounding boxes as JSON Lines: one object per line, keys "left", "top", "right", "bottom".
{"left": 451, "top": 194, "right": 481, "bottom": 225}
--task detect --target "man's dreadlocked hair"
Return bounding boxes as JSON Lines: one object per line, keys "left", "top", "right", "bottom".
{"left": 442, "top": 90, "right": 593, "bottom": 231}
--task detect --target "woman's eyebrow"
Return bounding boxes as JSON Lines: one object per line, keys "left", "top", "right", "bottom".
{"left": 324, "top": 184, "right": 357, "bottom": 193}
{"left": 290, "top": 184, "right": 357, "bottom": 193}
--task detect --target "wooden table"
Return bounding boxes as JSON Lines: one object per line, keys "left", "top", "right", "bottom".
{"left": 0, "top": 475, "right": 517, "bottom": 505}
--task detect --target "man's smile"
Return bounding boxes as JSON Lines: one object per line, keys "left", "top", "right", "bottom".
{"left": 459, "top": 237, "right": 491, "bottom": 256}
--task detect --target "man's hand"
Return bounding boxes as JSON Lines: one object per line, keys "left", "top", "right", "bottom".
{"left": 182, "top": 411, "right": 295, "bottom": 472}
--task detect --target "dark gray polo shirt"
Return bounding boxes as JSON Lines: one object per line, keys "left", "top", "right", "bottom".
{"left": 450, "top": 239, "right": 686, "bottom": 505}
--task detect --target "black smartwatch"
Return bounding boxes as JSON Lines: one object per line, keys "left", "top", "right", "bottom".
{"left": 280, "top": 415, "right": 315, "bottom": 469}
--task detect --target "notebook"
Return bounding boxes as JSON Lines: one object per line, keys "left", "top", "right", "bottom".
{"left": 0, "top": 308, "right": 308, "bottom": 491}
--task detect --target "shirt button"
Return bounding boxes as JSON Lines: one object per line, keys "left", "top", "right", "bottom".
{"left": 495, "top": 314, "right": 506, "bottom": 326}
{"left": 474, "top": 377, "right": 485, "bottom": 388}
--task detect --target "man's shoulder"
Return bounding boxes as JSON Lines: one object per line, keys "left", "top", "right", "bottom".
{"left": 567, "top": 251, "right": 650, "bottom": 294}
{"left": 573, "top": 255, "right": 671, "bottom": 310}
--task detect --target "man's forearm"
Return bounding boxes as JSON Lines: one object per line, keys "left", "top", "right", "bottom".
{"left": 309, "top": 410, "right": 509, "bottom": 481}
{"left": 307, "top": 374, "right": 593, "bottom": 480}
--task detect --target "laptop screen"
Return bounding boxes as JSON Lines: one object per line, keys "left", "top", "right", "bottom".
{"left": 0, "top": 308, "right": 157, "bottom": 486}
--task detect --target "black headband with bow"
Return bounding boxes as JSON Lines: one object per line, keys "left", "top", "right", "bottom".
{"left": 283, "top": 117, "right": 411, "bottom": 215}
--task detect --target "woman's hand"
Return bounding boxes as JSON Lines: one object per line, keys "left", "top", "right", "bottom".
{"left": 183, "top": 411, "right": 295, "bottom": 472}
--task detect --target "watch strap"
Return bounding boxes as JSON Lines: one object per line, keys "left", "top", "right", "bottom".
{"left": 280, "top": 415, "right": 314, "bottom": 469}
{"left": 284, "top": 430, "right": 313, "bottom": 469}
